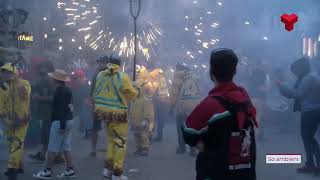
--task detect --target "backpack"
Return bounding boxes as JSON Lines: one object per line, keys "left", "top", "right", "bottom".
{"left": 212, "top": 96, "right": 256, "bottom": 172}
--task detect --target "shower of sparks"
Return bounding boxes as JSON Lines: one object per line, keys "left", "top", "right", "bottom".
{"left": 86, "top": 22, "right": 163, "bottom": 61}
{"left": 184, "top": 0, "right": 222, "bottom": 61}
{"left": 57, "top": 0, "right": 164, "bottom": 61}
{"left": 66, "top": 22, "right": 75, "bottom": 26}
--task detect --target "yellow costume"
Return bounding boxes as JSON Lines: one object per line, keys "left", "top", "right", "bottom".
{"left": 94, "top": 63, "right": 137, "bottom": 123}
{"left": 130, "top": 67, "right": 155, "bottom": 154}
{"left": 130, "top": 86, "right": 154, "bottom": 154}
{"left": 93, "top": 63, "right": 137, "bottom": 176}
{"left": 170, "top": 68, "right": 200, "bottom": 152}
{"left": 0, "top": 63, "right": 31, "bottom": 170}
{"left": 149, "top": 68, "right": 169, "bottom": 98}
{"left": 149, "top": 68, "right": 169, "bottom": 140}
{"left": 170, "top": 70, "right": 200, "bottom": 115}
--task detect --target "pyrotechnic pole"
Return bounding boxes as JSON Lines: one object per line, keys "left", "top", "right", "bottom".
{"left": 7, "top": 0, "right": 14, "bottom": 47}
{"left": 130, "top": 0, "right": 141, "bottom": 81}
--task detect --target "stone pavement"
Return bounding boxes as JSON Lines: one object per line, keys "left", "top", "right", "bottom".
{"left": 0, "top": 122, "right": 319, "bottom": 180}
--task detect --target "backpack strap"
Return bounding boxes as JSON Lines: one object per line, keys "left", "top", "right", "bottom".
{"left": 213, "top": 96, "right": 236, "bottom": 112}
{"left": 212, "top": 96, "right": 251, "bottom": 113}
{"left": 212, "top": 96, "right": 251, "bottom": 131}
{"left": 212, "top": 96, "right": 239, "bottom": 131}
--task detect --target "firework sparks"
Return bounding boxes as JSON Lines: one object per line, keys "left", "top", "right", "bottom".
{"left": 183, "top": 0, "right": 222, "bottom": 63}
{"left": 58, "top": 0, "right": 163, "bottom": 61}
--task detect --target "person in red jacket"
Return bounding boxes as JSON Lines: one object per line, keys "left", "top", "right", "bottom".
{"left": 182, "top": 48, "right": 258, "bottom": 180}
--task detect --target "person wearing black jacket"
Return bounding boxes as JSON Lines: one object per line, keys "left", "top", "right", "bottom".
{"left": 29, "top": 60, "right": 56, "bottom": 163}
{"left": 33, "top": 69, "right": 76, "bottom": 179}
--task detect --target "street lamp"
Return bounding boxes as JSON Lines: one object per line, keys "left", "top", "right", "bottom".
{"left": 0, "top": 8, "right": 28, "bottom": 48}
{"left": 129, "top": 0, "right": 141, "bottom": 81}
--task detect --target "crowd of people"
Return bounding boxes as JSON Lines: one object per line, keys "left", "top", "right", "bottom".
{"left": 0, "top": 47, "right": 320, "bottom": 180}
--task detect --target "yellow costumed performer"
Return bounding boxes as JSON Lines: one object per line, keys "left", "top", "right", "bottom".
{"left": 93, "top": 55, "right": 137, "bottom": 180}
{"left": 130, "top": 66, "right": 155, "bottom": 156}
{"left": 0, "top": 63, "right": 31, "bottom": 180}
{"left": 170, "top": 63, "right": 200, "bottom": 156}
{"left": 149, "top": 68, "right": 169, "bottom": 142}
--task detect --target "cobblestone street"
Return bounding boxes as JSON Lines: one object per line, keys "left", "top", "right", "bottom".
{"left": 1, "top": 123, "right": 319, "bottom": 180}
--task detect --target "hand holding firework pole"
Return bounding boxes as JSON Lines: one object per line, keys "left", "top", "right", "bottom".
{"left": 130, "top": 0, "right": 142, "bottom": 81}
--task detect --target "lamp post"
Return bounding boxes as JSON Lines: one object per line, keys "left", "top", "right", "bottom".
{"left": 129, "top": 0, "right": 141, "bottom": 81}
{"left": 0, "top": 0, "right": 28, "bottom": 48}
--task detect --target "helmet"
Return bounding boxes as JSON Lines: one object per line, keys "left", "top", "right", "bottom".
{"left": 109, "top": 53, "right": 121, "bottom": 66}
{"left": 96, "top": 56, "right": 109, "bottom": 64}
{"left": 176, "top": 63, "right": 190, "bottom": 72}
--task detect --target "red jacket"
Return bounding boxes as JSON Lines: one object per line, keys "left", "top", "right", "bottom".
{"left": 182, "top": 82, "right": 258, "bottom": 179}
{"left": 184, "top": 82, "right": 257, "bottom": 143}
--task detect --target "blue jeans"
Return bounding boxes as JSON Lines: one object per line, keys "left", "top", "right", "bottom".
{"left": 48, "top": 120, "right": 74, "bottom": 153}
